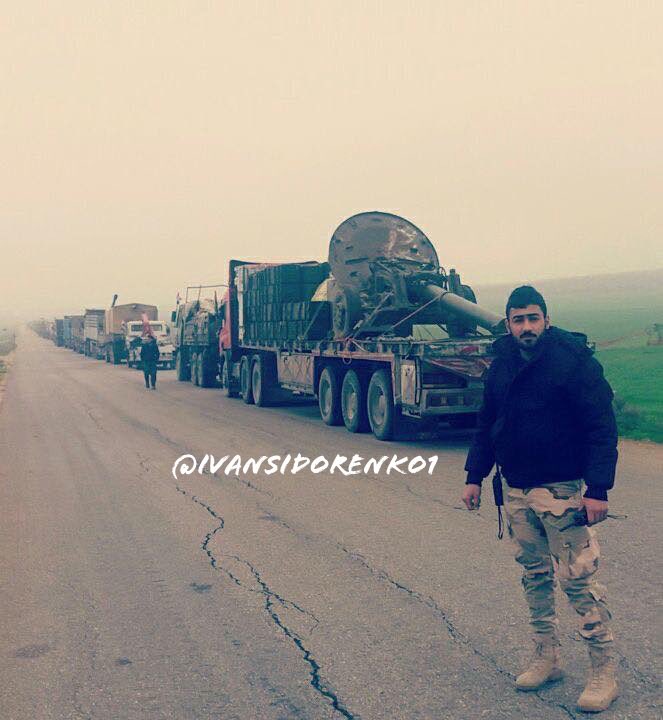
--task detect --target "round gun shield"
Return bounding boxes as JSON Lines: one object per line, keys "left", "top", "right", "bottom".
{"left": 328, "top": 211, "right": 439, "bottom": 292}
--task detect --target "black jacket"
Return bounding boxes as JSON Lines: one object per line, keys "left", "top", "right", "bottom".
{"left": 140, "top": 340, "right": 160, "bottom": 364}
{"left": 464, "top": 327, "right": 618, "bottom": 500}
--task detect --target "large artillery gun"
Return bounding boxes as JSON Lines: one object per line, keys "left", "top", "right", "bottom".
{"left": 326, "top": 211, "right": 504, "bottom": 340}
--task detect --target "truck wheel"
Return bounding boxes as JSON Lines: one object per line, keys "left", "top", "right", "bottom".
{"left": 318, "top": 366, "right": 342, "bottom": 426}
{"left": 221, "top": 358, "right": 240, "bottom": 398}
{"left": 200, "top": 350, "right": 215, "bottom": 388}
{"left": 341, "top": 370, "right": 370, "bottom": 433}
{"left": 199, "top": 352, "right": 213, "bottom": 388}
{"left": 240, "top": 355, "right": 254, "bottom": 404}
{"left": 251, "top": 354, "right": 275, "bottom": 407}
{"left": 367, "top": 369, "right": 398, "bottom": 441}
{"left": 175, "top": 351, "right": 190, "bottom": 381}
{"left": 191, "top": 353, "right": 200, "bottom": 386}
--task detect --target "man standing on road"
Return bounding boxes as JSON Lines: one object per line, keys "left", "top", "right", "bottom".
{"left": 462, "top": 285, "right": 619, "bottom": 713}
{"left": 141, "top": 335, "right": 160, "bottom": 390}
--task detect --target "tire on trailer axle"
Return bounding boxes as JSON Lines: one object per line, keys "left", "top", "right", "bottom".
{"left": 240, "top": 355, "right": 254, "bottom": 404}
{"left": 367, "top": 368, "right": 399, "bottom": 441}
{"left": 318, "top": 366, "right": 343, "bottom": 426}
{"left": 251, "top": 354, "right": 275, "bottom": 407}
{"left": 341, "top": 369, "right": 370, "bottom": 433}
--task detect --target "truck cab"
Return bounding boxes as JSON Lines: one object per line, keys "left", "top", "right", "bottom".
{"left": 125, "top": 321, "right": 175, "bottom": 369}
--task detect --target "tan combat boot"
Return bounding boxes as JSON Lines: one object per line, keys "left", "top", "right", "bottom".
{"left": 515, "top": 639, "right": 564, "bottom": 691}
{"left": 577, "top": 645, "right": 619, "bottom": 712}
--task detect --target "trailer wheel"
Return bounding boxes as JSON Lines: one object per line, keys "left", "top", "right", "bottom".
{"left": 175, "top": 351, "right": 190, "bottom": 381}
{"left": 341, "top": 370, "right": 370, "bottom": 433}
{"left": 200, "top": 350, "right": 215, "bottom": 388}
{"left": 191, "top": 353, "right": 200, "bottom": 386}
{"left": 367, "top": 369, "right": 398, "bottom": 440}
{"left": 197, "top": 353, "right": 206, "bottom": 386}
{"left": 221, "top": 357, "right": 240, "bottom": 398}
{"left": 251, "top": 354, "right": 275, "bottom": 407}
{"left": 240, "top": 355, "right": 254, "bottom": 404}
{"left": 318, "top": 366, "right": 343, "bottom": 426}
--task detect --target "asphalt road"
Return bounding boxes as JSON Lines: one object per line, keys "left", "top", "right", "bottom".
{"left": 1, "top": 331, "right": 661, "bottom": 720}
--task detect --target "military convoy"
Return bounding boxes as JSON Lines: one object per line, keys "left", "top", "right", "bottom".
{"left": 49, "top": 298, "right": 173, "bottom": 368}
{"left": 42, "top": 211, "right": 506, "bottom": 438}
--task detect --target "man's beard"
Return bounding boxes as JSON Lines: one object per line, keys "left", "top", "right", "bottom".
{"left": 516, "top": 333, "right": 540, "bottom": 349}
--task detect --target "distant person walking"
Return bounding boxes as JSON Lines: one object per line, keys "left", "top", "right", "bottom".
{"left": 141, "top": 335, "right": 160, "bottom": 389}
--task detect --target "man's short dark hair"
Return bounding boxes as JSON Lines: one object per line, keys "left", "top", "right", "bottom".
{"left": 506, "top": 285, "right": 547, "bottom": 318}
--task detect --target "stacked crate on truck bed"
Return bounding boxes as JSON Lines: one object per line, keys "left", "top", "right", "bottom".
{"left": 240, "top": 263, "right": 331, "bottom": 344}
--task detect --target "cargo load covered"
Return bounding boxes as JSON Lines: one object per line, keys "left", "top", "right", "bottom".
{"left": 237, "top": 262, "right": 331, "bottom": 344}
{"left": 105, "top": 304, "right": 158, "bottom": 335}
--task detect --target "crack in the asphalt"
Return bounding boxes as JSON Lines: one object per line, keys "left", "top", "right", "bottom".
{"left": 615, "top": 653, "right": 661, "bottom": 691}
{"left": 83, "top": 405, "right": 104, "bottom": 432}
{"left": 211, "top": 469, "right": 272, "bottom": 497}
{"left": 175, "top": 486, "right": 349, "bottom": 718}
{"left": 338, "top": 546, "right": 579, "bottom": 720}
{"left": 405, "top": 483, "right": 473, "bottom": 514}
{"left": 228, "top": 554, "right": 353, "bottom": 719}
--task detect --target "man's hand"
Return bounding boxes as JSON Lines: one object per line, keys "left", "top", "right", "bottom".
{"left": 463, "top": 484, "right": 482, "bottom": 510}
{"left": 583, "top": 497, "right": 608, "bottom": 525}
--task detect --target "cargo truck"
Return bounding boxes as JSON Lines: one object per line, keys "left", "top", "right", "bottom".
{"left": 172, "top": 285, "right": 226, "bottom": 387}
{"left": 62, "top": 316, "right": 74, "bottom": 349}
{"left": 54, "top": 319, "right": 65, "bottom": 347}
{"left": 70, "top": 315, "right": 85, "bottom": 353}
{"left": 126, "top": 319, "right": 175, "bottom": 369}
{"left": 83, "top": 309, "right": 106, "bottom": 357}
{"left": 101, "top": 297, "right": 159, "bottom": 364}
{"left": 217, "top": 212, "right": 505, "bottom": 440}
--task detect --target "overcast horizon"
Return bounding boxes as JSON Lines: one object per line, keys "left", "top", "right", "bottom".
{"left": 2, "top": 2, "right": 662, "bottom": 322}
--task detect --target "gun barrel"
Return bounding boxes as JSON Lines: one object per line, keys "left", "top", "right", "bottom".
{"left": 421, "top": 284, "right": 505, "bottom": 333}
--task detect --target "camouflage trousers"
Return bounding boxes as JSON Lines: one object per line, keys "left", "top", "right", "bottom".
{"left": 505, "top": 480, "right": 614, "bottom": 649}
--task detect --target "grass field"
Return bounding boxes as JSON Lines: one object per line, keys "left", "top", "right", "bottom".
{"left": 476, "top": 270, "right": 663, "bottom": 443}
{"left": 597, "top": 344, "right": 663, "bottom": 443}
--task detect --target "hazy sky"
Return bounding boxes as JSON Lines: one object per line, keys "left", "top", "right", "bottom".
{"left": 2, "top": 1, "right": 662, "bottom": 320}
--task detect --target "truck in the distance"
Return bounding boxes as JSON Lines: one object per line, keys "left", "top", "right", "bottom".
{"left": 70, "top": 315, "right": 85, "bottom": 353}
{"left": 83, "top": 309, "right": 106, "bottom": 357}
{"left": 54, "top": 319, "right": 65, "bottom": 347}
{"left": 101, "top": 297, "right": 158, "bottom": 365}
{"left": 125, "top": 319, "right": 175, "bottom": 369}
{"left": 216, "top": 211, "right": 505, "bottom": 440}
{"left": 172, "top": 286, "right": 226, "bottom": 387}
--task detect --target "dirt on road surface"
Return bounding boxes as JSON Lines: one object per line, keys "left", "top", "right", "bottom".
{"left": 1, "top": 331, "right": 661, "bottom": 720}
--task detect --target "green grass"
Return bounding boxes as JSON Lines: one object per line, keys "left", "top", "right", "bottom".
{"left": 597, "top": 344, "right": 663, "bottom": 443}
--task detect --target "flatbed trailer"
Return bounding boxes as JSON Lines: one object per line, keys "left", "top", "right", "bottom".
{"left": 224, "top": 335, "right": 492, "bottom": 438}
{"left": 218, "top": 252, "right": 498, "bottom": 440}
